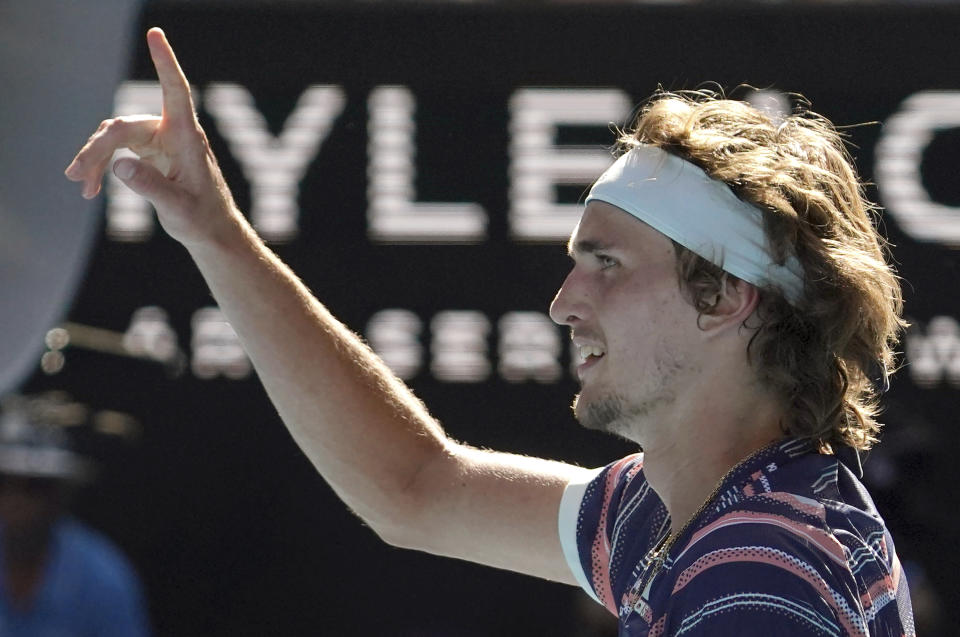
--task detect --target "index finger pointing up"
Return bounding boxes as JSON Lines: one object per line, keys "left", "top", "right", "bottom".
{"left": 146, "top": 28, "right": 196, "bottom": 124}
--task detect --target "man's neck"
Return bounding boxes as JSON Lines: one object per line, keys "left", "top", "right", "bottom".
{"left": 639, "top": 395, "right": 786, "bottom": 534}
{"left": 3, "top": 525, "right": 53, "bottom": 567}
{"left": 2, "top": 528, "right": 53, "bottom": 611}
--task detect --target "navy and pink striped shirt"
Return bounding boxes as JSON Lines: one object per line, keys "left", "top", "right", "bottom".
{"left": 558, "top": 438, "right": 915, "bottom": 636}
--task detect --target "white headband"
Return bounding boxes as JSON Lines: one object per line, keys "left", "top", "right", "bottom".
{"left": 585, "top": 146, "right": 805, "bottom": 305}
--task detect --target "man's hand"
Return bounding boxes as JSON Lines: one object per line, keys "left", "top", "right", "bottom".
{"left": 65, "top": 28, "right": 236, "bottom": 247}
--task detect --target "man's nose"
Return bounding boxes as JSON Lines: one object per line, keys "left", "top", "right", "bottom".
{"left": 549, "top": 269, "right": 588, "bottom": 326}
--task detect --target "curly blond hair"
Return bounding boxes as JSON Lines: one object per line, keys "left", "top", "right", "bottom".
{"left": 618, "top": 90, "right": 906, "bottom": 452}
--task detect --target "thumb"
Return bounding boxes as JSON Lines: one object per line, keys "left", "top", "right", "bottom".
{"left": 113, "top": 158, "right": 183, "bottom": 212}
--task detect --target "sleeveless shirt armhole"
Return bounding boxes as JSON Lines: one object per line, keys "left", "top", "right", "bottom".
{"left": 558, "top": 467, "right": 604, "bottom": 604}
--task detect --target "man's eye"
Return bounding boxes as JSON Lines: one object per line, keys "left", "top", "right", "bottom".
{"left": 598, "top": 254, "right": 617, "bottom": 269}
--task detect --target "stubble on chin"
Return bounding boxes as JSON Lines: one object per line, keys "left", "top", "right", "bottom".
{"left": 573, "top": 392, "right": 636, "bottom": 440}
{"left": 574, "top": 341, "right": 687, "bottom": 440}
{"left": 573, "top": 388, "right": 675, "bottom": 444}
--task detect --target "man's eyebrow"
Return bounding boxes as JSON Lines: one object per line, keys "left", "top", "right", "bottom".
{"left": 567, "top": 238, "right": 613, "bottom": 257}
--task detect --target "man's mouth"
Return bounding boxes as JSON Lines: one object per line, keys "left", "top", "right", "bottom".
{"left": 576, "top": 344, "right": 606, "bottom": 379}
{"left": 578, "top": 344, "right": 605, "bottom": 359}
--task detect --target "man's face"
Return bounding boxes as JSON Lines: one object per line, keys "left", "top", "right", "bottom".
{"left": 0, "top": 473, "right": 65, "bottom": 534}
{"left": 549, "top": 202, "right": 702, "bottom": 444}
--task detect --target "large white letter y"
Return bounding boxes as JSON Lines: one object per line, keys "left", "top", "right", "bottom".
{"left": 204, "top": 84, "right": 346, "bottom": 242}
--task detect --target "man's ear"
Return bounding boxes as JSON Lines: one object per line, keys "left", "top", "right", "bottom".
{"left": 697, "top": 276, "right": 759, "bottom": 333}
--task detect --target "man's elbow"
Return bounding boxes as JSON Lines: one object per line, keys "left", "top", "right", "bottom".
{"left": 366, "top": 443, "right": 461, "bottom": 552}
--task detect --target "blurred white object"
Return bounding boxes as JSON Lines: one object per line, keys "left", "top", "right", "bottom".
{"left": 0, "top": 0, "right": 143, "bottom": 395}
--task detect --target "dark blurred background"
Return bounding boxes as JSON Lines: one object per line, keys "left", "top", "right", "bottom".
{"left": 5, "top": 1, "right": 959, "bottom": 635}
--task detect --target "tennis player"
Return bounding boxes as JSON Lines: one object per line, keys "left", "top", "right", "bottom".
{"left": 66, "top": 29, "right": 915, "bottom": 635}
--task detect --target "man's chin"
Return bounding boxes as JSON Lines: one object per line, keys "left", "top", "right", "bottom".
{"left": 573, "top": 392, "right": 626, "bottom": 434}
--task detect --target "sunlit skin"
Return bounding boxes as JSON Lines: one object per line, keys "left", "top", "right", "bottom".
{"left": 550, "top": 201, "right": 789, "bottom": 529}
{"left": 64, "top": 28, "right": 793, "bottom": 580}
{"left": 551, "top": 201, "right": 699, "bottom": 443}
{"left": 63, "top": 28, "right": 594, "bottom": 586}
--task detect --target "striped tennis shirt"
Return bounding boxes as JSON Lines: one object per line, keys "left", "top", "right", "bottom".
{"left": 558, "top": 438, "right": 916, "bottom": 636}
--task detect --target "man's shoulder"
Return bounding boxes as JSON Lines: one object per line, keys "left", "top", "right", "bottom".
{"left": 682, "top": 481, "right": 887, "bottom": 569}
{"left": 55, "top": 519, "right": 143, "bottom": 592}
{"left": 671, "top": 482, "right": 899, "bottom": 603}
{"left": 676, "top": 490, "right": 844, "bottom": 576}
{"left": 661, "top": 487, "right": 905, "bottom": 637}
{"left": 686, "top": 445, "right": 892, "bottom": 566}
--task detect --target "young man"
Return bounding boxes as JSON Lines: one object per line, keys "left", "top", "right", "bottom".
{"left": 66, "top": 29, "right": 914, "bottom": 635}
{"left": 0, "top": 396, "right": 151, "bottom": 636}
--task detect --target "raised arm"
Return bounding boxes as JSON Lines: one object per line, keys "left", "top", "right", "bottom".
{"left": 66, "top": 28, "right": 590, "bottom": 584}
